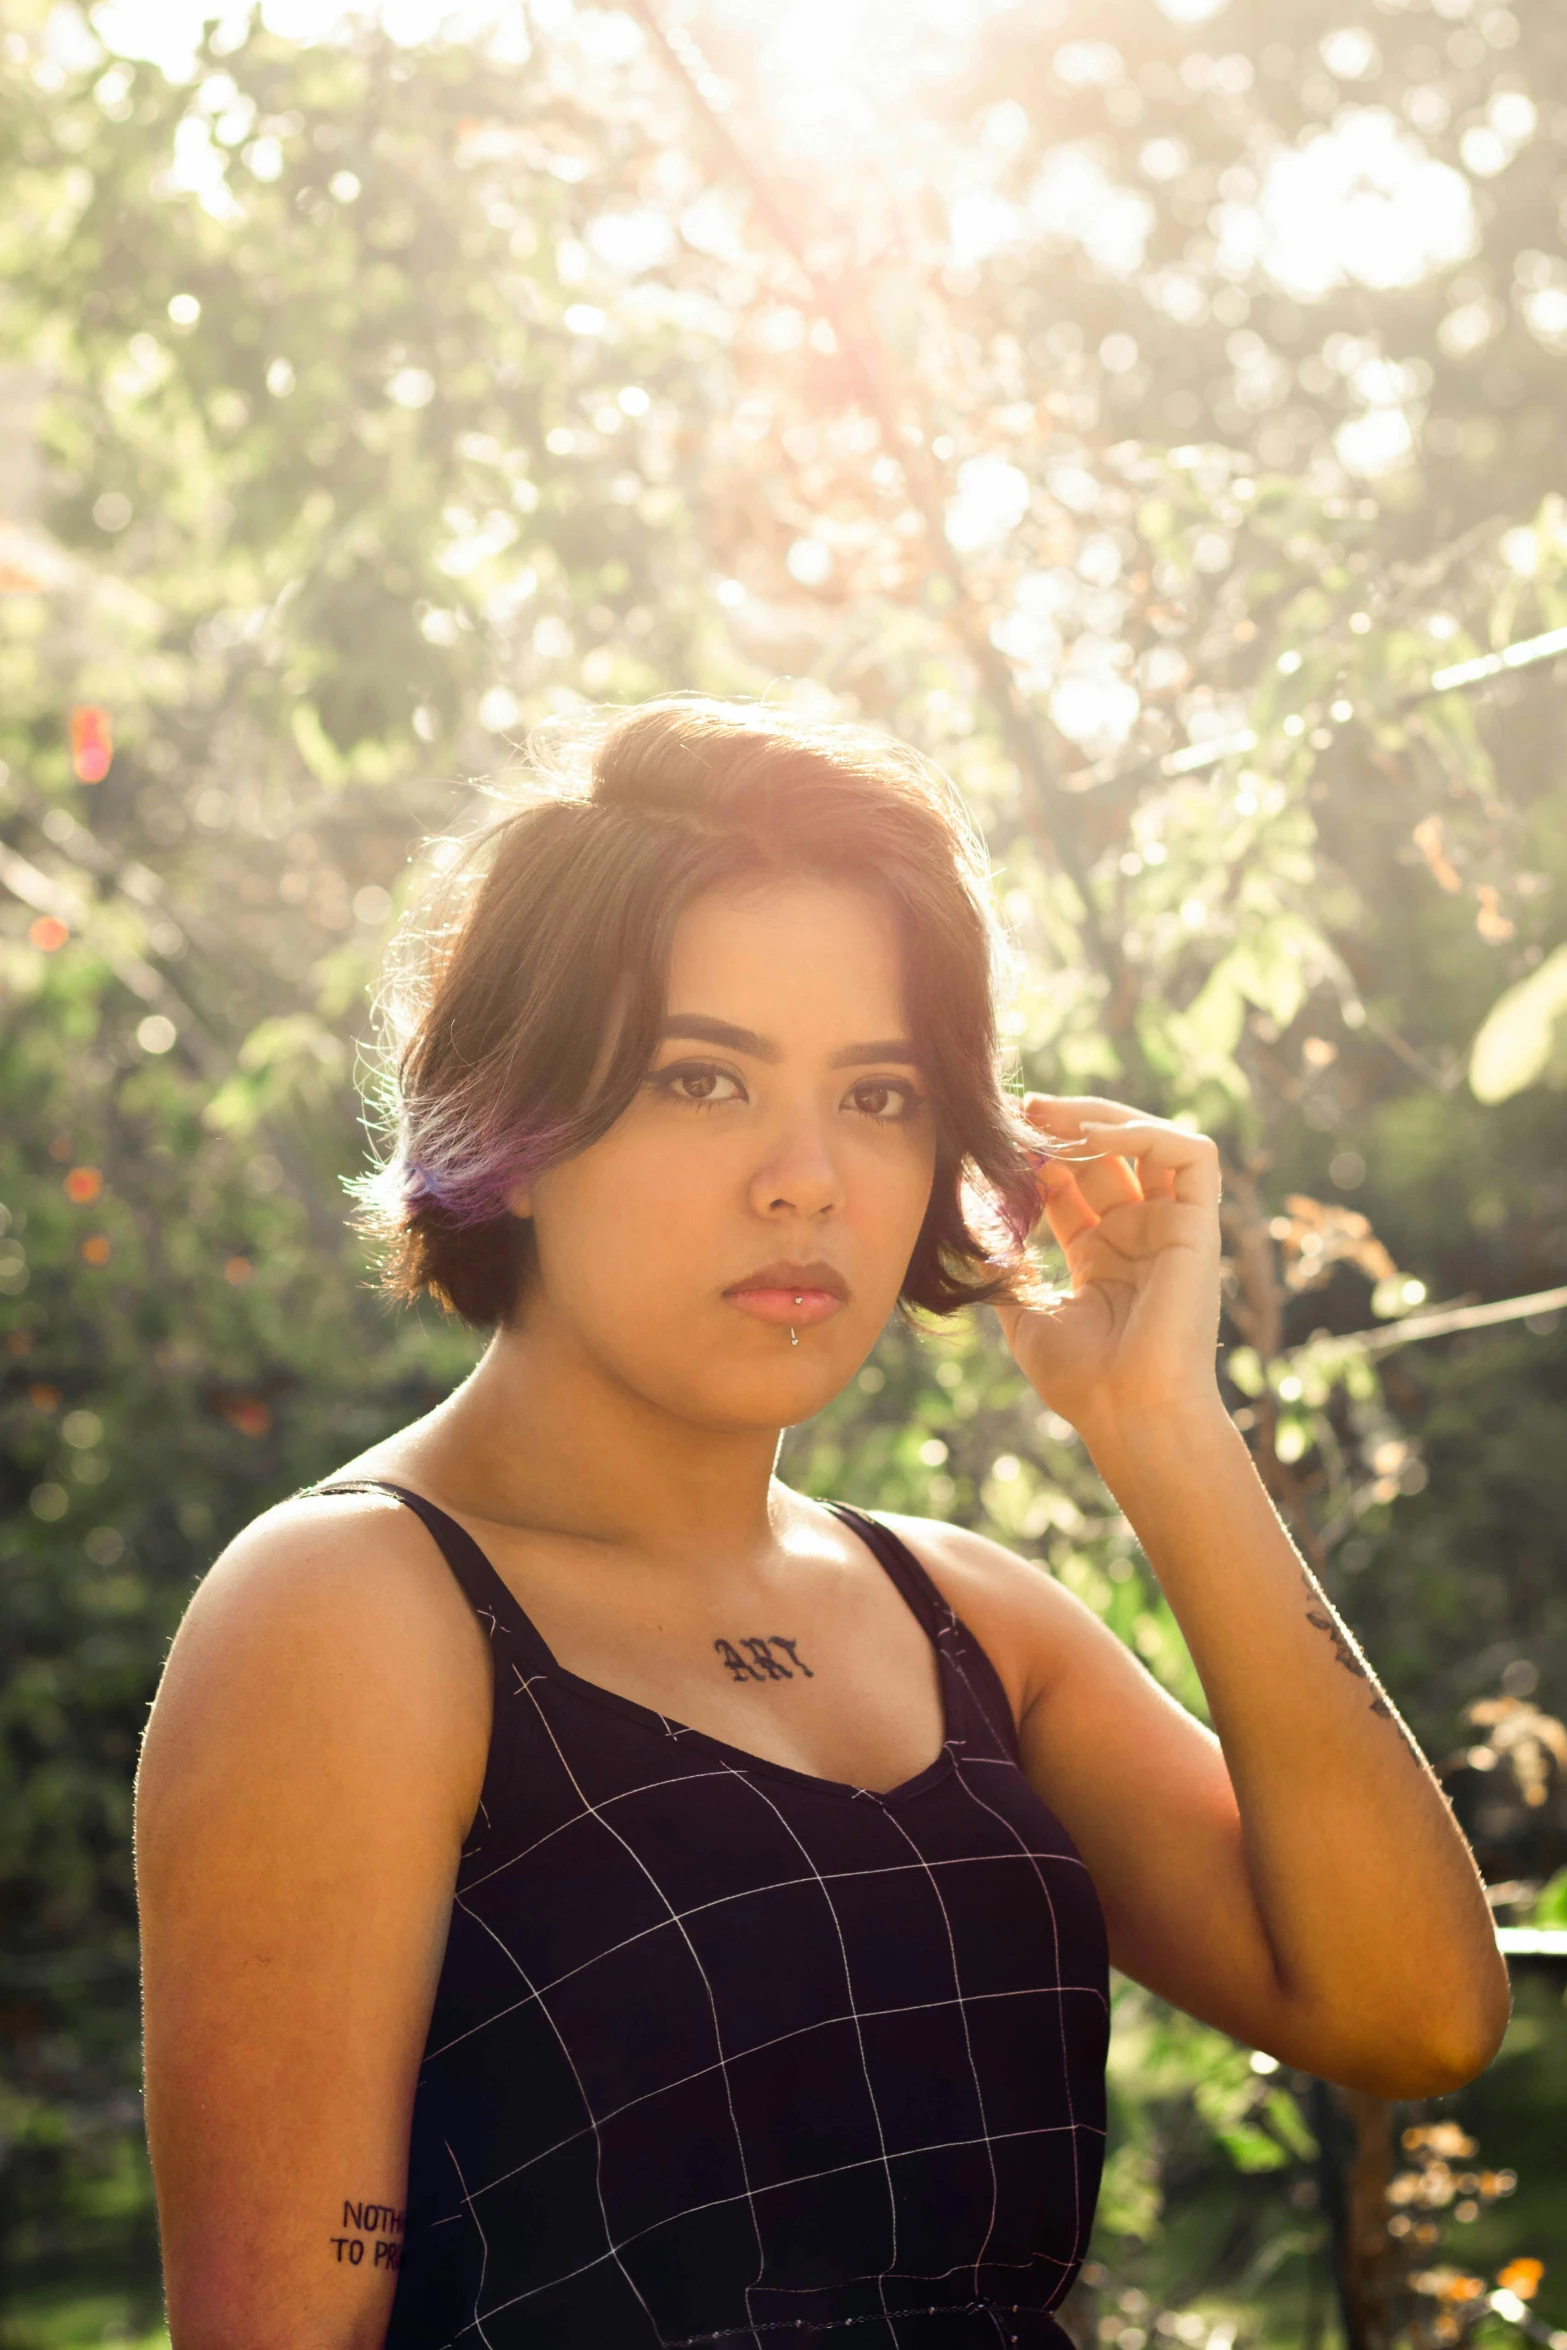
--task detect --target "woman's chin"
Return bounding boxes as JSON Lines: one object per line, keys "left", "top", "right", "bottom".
{"left": 660, "top": 1347, "right": 860, "bottom": 1430}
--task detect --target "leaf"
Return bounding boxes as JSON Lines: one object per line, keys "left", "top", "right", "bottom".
{"left": 1263, "top": 2088, "right": 1318, "bottom": 2162}
{"left": 1468, "top": 945, "right": 1567, "bottom": 1103}
{"left": 1174, "top": 964, "right": 1247, "bottom": 1064}
{"left": 1227, "top": 934, "right": 1310, "bottom": 1032}
{"left": 203, "top": 1016, "right": 348, "bottom": 1133}
{"left": 233, "top": 1014, "right": 346, "bottom": 1077}
{"left": 1534, "top": 1866, "right": 1567, "bottom": 1927}
{"left": 290, "top": 699, "right": 352, "bottom": 786}
{"left": 1213, "top": 2122, "right": 1291, "bottom": 2173}
{"left": 1096, "top": 2141, "right": 1164, "bottom": 2238}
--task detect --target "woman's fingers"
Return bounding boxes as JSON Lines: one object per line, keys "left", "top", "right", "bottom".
{"left": 1023, "top": 1097, "right": 1219, "bottom": 1213}
{"left": 1031, "top": 1158, "right": 1100, "bottom": 1253}
{"left": 1025, "top": 1092, "right": 1148, "bottom": 1129}
{"left": 1025, "top": 1094, "right": 1146, "bottom": 1214}
{"left": 1077, "top": 1118, "right": 1221, "bottom": 1209}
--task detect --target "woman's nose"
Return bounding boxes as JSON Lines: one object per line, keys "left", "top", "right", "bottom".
{"left": 749, "top": 1114, "right": 846, "bottom": 1220}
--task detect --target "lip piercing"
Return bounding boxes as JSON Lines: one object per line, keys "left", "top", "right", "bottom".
{"left": 789, "top": 1294, "right": 802, "bottom": 1348}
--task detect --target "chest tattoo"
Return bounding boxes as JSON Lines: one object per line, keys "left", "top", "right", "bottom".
{"left": 714, "top": 1635, "right": 815, "bottom": 1684}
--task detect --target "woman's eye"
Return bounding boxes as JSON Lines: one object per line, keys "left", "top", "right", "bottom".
{"left": 849, "top": 1080, "right": 924, "bottom": 1122}
{"left": 651, "top": 1062, "right": 745, "bottom": 1108}
{"left": 648, "top": 1064, "right": 922, "bottom": 1119}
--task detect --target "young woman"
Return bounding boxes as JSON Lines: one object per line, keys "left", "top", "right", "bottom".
{"left": 135, "top": 698, "right": 1507, "bottom": 2350}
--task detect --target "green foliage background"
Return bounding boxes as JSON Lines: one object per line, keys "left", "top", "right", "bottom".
{"left": 2, "top": 0, "right": 1567, "bottom": 2341}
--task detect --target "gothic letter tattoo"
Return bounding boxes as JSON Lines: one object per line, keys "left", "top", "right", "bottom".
{"left": 741, "top": 1637, "right": 793, "bottom": 1681}
{"left": 714, "top": 1635, "right": 815, "bottom": 1682}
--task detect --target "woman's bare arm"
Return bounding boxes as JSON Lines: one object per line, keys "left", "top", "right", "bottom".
{"left": 957, "top": 1091, "right": 1509, "bottom": 2097}
{"left": 902, "top": 1434, "right": 1507, "bottom": 2099}
{"left": 1055, "top": 1405, "right": 1506, "bottom": 2089}
{"left": 135, "top": 1492, "right": 489, "bottom": 2350}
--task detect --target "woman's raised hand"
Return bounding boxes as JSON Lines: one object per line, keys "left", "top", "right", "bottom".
{"left": 991, "top": 1093, "right": 1225, "bottom": 1448}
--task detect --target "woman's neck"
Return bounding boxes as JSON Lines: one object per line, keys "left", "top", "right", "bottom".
{"left": 387, "top": 1303, "right": 792, "bottom": 1569}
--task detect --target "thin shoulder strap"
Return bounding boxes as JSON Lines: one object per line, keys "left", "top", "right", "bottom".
{"left": 825, "top": 1499, "right": 1020, "bottom": 1760}
{"left": 824, "top": 1499, "right": 956, "bottom": 1641}
{"left": 306, "top": 1479, "right": 552, "bottom": 1669}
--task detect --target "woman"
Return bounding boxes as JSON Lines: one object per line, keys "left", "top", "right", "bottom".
{"left": 135, "top": 698, "right": 1507, "bottom": 2350}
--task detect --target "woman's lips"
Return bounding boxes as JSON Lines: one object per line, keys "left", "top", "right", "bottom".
{"left": 723, "top": 1286, "right": 844, "bottom": 1327}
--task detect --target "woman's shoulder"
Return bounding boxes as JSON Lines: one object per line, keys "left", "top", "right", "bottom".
{"left": 865, "top": 1503, "right": 1070, "bottom": 1629}
{"left": 859, "top": 1507, "right": 1100, "bottom": 1733}
{"left": 189, "top": 1478, "right": 468, "bottom": 1639}
{"left": 141, "top": 1479, "right": 492, "bottom": 1836}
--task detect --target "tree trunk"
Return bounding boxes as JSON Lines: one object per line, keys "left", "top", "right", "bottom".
{"left": 1336, "top": 2089, "right": 1403, "bottom": 2350}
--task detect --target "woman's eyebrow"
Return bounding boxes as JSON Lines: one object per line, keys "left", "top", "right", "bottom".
{"left": 829, "top": 1037, "right": 924, "bottom": 1069}
{"left": 656, "top": 1015, "right": 922, "bottom": 1068}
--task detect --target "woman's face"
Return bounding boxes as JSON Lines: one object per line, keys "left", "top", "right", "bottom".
{"left": 515, "top": 878, "right": 938, "bottom": 1428}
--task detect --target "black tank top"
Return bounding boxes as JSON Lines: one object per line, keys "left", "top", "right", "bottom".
{"left": 313, "top": 1480, "right": 1108, "bottom": 2349}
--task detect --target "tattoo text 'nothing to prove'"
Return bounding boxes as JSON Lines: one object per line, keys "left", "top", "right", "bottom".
{"left": 329, "top": 2198, "right": 404, "bottom": 2270}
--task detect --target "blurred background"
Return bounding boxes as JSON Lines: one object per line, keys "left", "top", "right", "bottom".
{"left": 3, "top": 0, "right": 1567, "bottom": 2342}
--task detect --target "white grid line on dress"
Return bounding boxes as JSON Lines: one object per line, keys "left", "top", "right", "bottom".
{"left": 664, "top": 2303, "right": 1039, "bottom": 2348}
{"left": 511, "top": 1668, "right": 771, "bottom": 2303}
{"left": 459, "top": 1979, "right": 1106, "bottom": 2210}
{"left": 440, "top": 2137, "right": 497, "bottom": 2350}
{"left": 453, "top": 1891, "right": 665, "bottom": 2338}
{"left": 505, "top": 1653, "right": 950, "bottom": 1816}
{"left": 876, "top": 1794, "right": 1000, "bottom": 2301}
{"left": 940, "top": 1604, "right": 1091, "bottom": 2277}
{"left": 459, "top": 1718, "right": 739, "bottom": 1892}
{"left": 950, "top": 1755, "right": 1096, "bottom": 2295}
{"left": 713, "top": 1759, "right": 902, "bottom": 2339}
{"left": 928, "top": 1616, "right": 1014, "bottom": 1765}
{"left": 426, "top": 1840, "right": 1095, "bottom": 2064}
{"left": 936, "top": 1591, "right": 1114, "bottom": 2283}
{"left": 457, "top": 2122, "right": 1088, "bottom": 2341}
{"left": 457, "top": 1656, "right": 1060, "bottom": 1899}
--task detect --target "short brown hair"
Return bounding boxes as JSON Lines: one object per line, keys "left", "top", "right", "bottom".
{"left": 354, "top": 697, "right": 1046, "bottom": 1328}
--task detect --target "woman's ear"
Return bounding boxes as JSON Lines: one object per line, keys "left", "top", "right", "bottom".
{"left": 506, "top": 1182, "right": 533, "bottom": 1219}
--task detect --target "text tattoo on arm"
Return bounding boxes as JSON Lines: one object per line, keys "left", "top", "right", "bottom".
{"left": 1303, "top": 1603, "right": 1391, "bottom": 1716}
{"left": 329, "top": 2198, "right": 404, "bottom": 2270}
{"left": 714, "top": 1636, "right": 815, "bottom": 1684}
{"left": 1299, "top": 1573, "right": 1414, "bottom": 1741}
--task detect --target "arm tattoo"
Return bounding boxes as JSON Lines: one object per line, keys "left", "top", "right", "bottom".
{"left": 1305, "top": 1606, "right": 1395, "bottom": 1718}
{"left": 329, "top": 2197, "right": 404, "bottom": 2270}
{"left": 714, "top": 1634, "right": 815, "bottom": 1683}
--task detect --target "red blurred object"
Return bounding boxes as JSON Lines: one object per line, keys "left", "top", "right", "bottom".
{"left": 221, "top": 1396, "right": 272, "bottom": 1437}
{"left": 69, "top": 705, "right": 113, "bottom": 783}
{"left": 64, "top": 1166, "right": 103, "bottom": 1204}
{"left": 28, "top": 916, "right": 69, "bottom": 951}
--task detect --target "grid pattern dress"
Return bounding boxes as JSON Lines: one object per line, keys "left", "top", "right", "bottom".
{"left": 314, "top": 1481, "right": 1109, "bottom": 2350}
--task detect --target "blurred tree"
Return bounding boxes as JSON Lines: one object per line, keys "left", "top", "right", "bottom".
{"left": 2, "top": 0, "right": 1566, "bottom": 2340}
